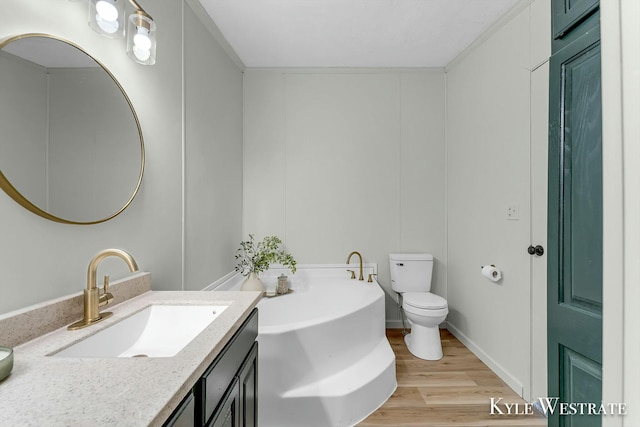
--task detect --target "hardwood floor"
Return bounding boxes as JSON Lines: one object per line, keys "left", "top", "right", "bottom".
{"left": 358, "top": 329, "right": 547, "bottom": 427}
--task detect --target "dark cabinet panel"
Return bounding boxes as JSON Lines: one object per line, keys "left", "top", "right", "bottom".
{"left": 202, "top": 309, "right": 258, "bottom": 424}
{"left": 208, "top": 342, "right": 258, "bottom": 427}
{"left": 208, "top": 379, "right": 240, "bottom": 427}
{"left": 164, "top": 391, "right": 196, "bottom": 427}
{"left": 238, "top": 343, "right": 258, "bottom": 427}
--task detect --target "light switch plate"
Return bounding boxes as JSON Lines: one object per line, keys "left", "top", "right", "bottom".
{"left": 507, "top": 203, "right": 519, "bottom": 220}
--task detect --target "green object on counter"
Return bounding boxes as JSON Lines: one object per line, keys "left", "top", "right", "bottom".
{"left": 0, "top": 346, "right": 13, "bottom": 382}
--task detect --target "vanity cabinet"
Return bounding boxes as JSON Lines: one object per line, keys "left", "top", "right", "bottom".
{"left": 206, "top": 342, "right": 258, "bottom": 427}
{"left": 164, "top": 308, "right": 258, "bottom": 427}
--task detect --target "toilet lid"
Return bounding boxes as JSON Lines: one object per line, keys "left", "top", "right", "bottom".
{"left": 403, "top": 292, "right": 447, "bottom": 309}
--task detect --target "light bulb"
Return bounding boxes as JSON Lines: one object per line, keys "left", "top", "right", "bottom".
{"left": 133, "top": 45, "right": 151, "bottom": 61}
{"left": 133, "top": 27, "right": 152, "bottom": 51}
{"left": 95, "top": 0, "right": 118, "bottom": 22}
{"left": 96, "top": 14, "right": 120, "bottom": 34}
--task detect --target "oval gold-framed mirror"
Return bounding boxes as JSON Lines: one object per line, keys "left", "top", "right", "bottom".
{"left": 0, "top": 33, "right": 144, "bottom": 225}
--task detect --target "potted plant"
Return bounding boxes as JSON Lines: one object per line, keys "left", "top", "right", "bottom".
{"left": 235, "top": 234, "right": 297, "bottom": 291}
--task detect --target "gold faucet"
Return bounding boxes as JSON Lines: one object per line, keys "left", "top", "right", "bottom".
{"left": 346, "top": 251, "right": 364, "bottom": 281}
{"left": 68, "top": 249, "right": 139, "bottom": 330}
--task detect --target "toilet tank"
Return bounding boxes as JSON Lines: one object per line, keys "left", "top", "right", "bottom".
{"left": 389, "top": 253, "right": 434, "bottom": 293}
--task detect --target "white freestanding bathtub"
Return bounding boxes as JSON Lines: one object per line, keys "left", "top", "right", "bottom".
{"left": 213, "top": 265, "right": 396, "bottom": 427}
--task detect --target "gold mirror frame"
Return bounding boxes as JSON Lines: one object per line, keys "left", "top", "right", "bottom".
{"left": 0, "top": 33, "right": 145, "bottom": 225}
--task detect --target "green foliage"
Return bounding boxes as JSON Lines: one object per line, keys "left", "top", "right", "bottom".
{"left": 235, "top": 234, "right": 297, "bottom": 276}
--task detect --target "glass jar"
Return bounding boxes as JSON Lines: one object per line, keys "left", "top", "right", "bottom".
{"left": 277, "top": 274, "right": 288, "bottom": 294}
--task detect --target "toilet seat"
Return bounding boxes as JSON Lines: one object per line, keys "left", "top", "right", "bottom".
{"left": 403, "top": 292, "right": 447, "bottom": 310}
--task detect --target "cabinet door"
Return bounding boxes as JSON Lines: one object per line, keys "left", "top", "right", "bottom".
{"left": 552, "top": 0, "right": 599, "bottom": 39}
{"left": 238, "top": 343, "right": 258, "bottom": 427}
{"left": 164, "top": 391, "right": 196, "bottom": 427}
{"left": 208, "top": 379, "right": 240, "bottom": 427}
{"left": 202, "top": 309, "right": 258, "bottom": 423}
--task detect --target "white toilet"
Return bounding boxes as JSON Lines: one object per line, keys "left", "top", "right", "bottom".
{"left": 389, "top": 253, "right": 448, "bottom": 360}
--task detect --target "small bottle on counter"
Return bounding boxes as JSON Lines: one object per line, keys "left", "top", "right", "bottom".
{"left": 277, "top": 274, "right": 288, "bottom": 295}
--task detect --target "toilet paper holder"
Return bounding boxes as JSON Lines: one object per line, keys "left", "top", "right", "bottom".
{"left": 480, "top": 264, "right": 502, "bottom": 282}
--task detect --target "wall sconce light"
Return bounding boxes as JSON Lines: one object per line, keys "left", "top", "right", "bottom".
{"left": 86, "top": 0, "right": 156, "bottom": 65}
{"left": 89, "top": 0, "right": 125, "bottom": 38}
{"left": 126, "top": 7, "right": 157, "bottom": 65}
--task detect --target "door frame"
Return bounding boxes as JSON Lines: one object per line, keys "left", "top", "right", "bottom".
{"left": 529, "top": 60, "right": 549, "bottom": 403}
{"left": 600, "top": 2, "right": 639, "bottom": 426}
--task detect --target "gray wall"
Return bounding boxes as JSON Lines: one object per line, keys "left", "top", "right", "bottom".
{"left": 243, "top": 69, "right": 447, "bottom": 324}
{"left": 0, "top": 0, "right": 244, "bottom": 314}
{"left": 184, "top": 4, "right": 243, "bottom": 290}
{"left": 445, "top": 0, "right": 549, "bottom": 397}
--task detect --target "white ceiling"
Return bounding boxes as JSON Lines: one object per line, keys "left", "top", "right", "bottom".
{"left": 198, "top": 0, "right": 522, "bottom": 68}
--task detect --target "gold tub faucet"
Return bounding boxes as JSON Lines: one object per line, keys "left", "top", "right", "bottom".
{"left": 68, "top": 249, "right": 139, "bottom": 330}
{"left": 346, "top": 251, "right": 364, "bottom": 281}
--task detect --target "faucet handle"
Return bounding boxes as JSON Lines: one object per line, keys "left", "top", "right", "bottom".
{"left": 99, "top": 275, "right": 113, "bottom": 307}
{"left": 346, "top": 269, "right": 356, "bottom": 279}
{"left": 367, "top": 273, "right": 377, "bottom": 283}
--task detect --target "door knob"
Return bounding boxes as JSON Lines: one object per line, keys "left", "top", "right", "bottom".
{"left": 527, "top": 245, "right": 544, "bottom": 256}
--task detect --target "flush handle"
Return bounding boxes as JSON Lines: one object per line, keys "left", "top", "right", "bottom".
{"left": 396, "top": 263, "right": 404, "bottom": 267}
{"left": 527, "top": 245, "right": 544, "bottom": 256}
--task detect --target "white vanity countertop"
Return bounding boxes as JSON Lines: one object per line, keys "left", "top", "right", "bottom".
{"left": 0, "top": 290, "right": 262, "bottom": 427}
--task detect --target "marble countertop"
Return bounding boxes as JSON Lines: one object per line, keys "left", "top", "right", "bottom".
{"left": 0, "top": 290, "right": 262, "bottom": 427}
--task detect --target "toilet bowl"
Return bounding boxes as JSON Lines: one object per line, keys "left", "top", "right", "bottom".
{"left": 389, "top": 254, "right": 448, "bottom": 361}
{"left": 401, "top": 292, "right": 448, "bottom": 360}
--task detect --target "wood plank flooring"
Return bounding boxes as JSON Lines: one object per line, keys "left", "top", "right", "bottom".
{"left": 358, "top": 329, "right": 547, "bottom": 427}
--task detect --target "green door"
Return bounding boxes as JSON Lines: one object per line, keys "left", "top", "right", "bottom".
{"left": 552, "top": 0, "right": 599, "bottom": 39}
{"left": 547, "top": 23, "right": 602, "bottom": 427}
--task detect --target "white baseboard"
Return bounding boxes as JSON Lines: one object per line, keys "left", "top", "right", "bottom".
{"left": 385, "top": 320, "right": 405, "bottom": 329}
{"left": 446, "top": 322, "right": 524, "bottom": 397}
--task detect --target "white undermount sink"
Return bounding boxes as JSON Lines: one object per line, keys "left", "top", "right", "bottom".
{"left": 53, "top": 304, "right": 228, "bottom": 358}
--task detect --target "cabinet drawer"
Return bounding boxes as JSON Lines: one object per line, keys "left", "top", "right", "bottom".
{"left": 201, "top": 308, "right": 258, "bottom": 425}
